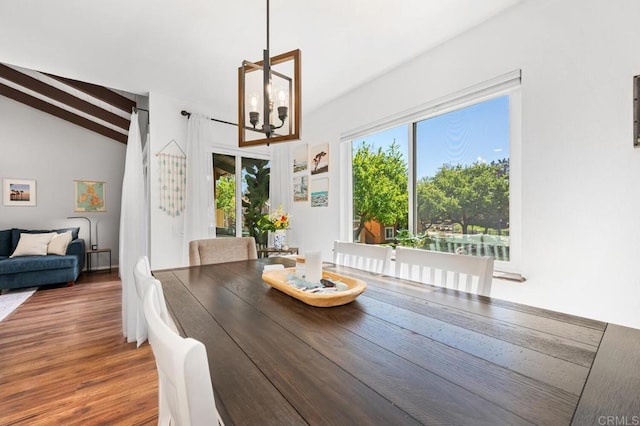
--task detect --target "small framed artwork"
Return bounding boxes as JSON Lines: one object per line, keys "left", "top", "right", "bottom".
{"left": 293, "top": 175, "right": 309, "bottom": 202}
{"left": 3, "top": 178, "right": 37, "bottom": 206}
{"left": 310, "top": 143, "right": 329, "bottom": 175}
{"left": 293, "top": 144, "right": 308, "bottom": 173}
{"left": 75, "top": 180, "right": 106, "bottom": 212}
{"left": 310, "top": 178, "right": 329, "bottom": 207}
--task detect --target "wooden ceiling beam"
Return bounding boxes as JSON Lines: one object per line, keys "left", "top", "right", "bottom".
{"left": 45, "top": 73, "right": 136, "bottom": 113}
{"left": 0, "top": 82, "right": 128, "bottom": 144}
{"left": 0, "top": 64, "right": 130, "bottom": 130}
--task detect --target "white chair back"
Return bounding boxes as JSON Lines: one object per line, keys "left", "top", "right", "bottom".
{"left": 133, "top": 257, "right": 178, "bottom": 347}
{"left": 147, "top": 277, "right": 179, "bottom": 333}
{"left": 144, "top": 284, "right": 222, "bottom": 426}
{"left": 189, "top": 237, "right": 258, "bottom": 266}
{"left": 133, "top": 256, "right": 152, "bottom": 347}
{"left": 333, "top": 241, "right": 392, "bottom": 275}
{"left": 395, "top": 246, "right": 494, "bottom": 296}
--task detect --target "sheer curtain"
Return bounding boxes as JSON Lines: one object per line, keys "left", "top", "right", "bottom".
{"left": 269, "top": 143, "right": 292, "bottom": 243}
{"left": 269, "top": 143, "right": 291, "bottom": 211}
{"left": 119, "top": 111, "right": 148, "bottom": 343}
{"left": 183, "top": 114, "right": 215, "bottom": 264}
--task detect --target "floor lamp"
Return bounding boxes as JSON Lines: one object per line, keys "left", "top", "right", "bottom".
{"left": 67, "top": 216, "right": 92, "bottom": 249}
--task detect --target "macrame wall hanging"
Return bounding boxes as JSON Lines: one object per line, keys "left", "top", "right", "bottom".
{"left": 156, "top": 140, "right": 186, "bottom": 218}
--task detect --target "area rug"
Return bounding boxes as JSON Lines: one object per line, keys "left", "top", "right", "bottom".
{"left": 0, "top": 288, "right": 36, "bottom": 322}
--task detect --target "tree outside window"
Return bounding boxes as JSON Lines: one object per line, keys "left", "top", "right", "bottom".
{"left": 351, "top": 95, "right": 511, "bottom": 261}
{"left": 352, "top": 138, "right": 408, "bottom": 243}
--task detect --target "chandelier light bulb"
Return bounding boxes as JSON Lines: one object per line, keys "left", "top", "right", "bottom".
{"left": 266, "top": 82, "right": 274, "bottom": 112}
{"left": 278, "top": 88, "right": 286, "bottom": 106}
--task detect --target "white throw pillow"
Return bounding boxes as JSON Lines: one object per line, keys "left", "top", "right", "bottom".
{"left": 47, "top": 231, "right": 73, "bottom": 255}
{"left": 10, "top": 232, "right": 56, "bottom": 257}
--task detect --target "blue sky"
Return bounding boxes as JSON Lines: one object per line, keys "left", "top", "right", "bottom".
{"left": 353, "top": 95, "right": 510, "bottom": 179}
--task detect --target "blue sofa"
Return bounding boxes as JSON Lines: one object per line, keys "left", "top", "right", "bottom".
{"left": 0, "top": 228, "right": 86, "bottom": 289}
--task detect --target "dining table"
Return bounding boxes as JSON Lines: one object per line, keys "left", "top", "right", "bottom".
{"left": 154, "top": 257, "right": 640, "bottom": 426}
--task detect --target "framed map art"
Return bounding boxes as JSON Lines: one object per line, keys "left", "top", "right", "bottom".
{"left": 74, "top": 180, "right": 106, "bottom": 212}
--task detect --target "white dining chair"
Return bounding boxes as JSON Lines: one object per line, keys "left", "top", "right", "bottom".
{"left": 147, "top": 277, "right": 179, "bottom": 332}
{"left": 134, "top": 257, "right": 178, "bottom": 347}
{"left": 144, "top": 283, "right": 223, "bottom": 426}
{"left": 189, "top": 237, "right": 258, "bottom": 266}
{"left": 333, "top": 241, "right": 392, "bottom": 275}
{"left": 394, "top": 246, "right": 494, "bottom": 296}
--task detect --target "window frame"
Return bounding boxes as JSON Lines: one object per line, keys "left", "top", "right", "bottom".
{"left": 384, "top": 226, "right": 395, "bottom": 240}
{"left": 340, "top": 71, "right": 522, "bottom": 273}
{"left": 211, "top": 149, "right": 270, "bottom": 239}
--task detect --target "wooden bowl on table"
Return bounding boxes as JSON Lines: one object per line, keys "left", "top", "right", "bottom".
{"left": 261, "top": 267, "right": 367, "bottom": 307}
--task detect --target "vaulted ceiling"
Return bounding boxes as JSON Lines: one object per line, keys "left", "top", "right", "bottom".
{"left": 0, "top": 63, "right": 135, "bottom": 143}
{"left": 0, "top": 0, "right": 521, "bottom": 125}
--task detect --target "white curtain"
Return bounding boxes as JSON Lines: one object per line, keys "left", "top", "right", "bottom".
{"left": 269, "top": 143, "right": 292, "bottom": 244}
{"left": 183, "top": 114, "right": 215, "bottom": 264}
{"left": 269, "top": 143, "right": 292, "bottom": 211}
{"left": 119, "top": 111, "right": 148, "bottom": 343}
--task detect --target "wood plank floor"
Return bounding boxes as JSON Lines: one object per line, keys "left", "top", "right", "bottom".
{"left": 0, "top": 270, "right": 158, "bottom": 425}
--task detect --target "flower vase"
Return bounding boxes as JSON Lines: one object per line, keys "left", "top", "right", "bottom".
{"left": 273, "top": 229, "right": 287, "bottom": 250}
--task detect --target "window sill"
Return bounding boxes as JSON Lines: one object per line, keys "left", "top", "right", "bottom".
{"left": 493, "top": 270, "right": 526, "bottom": 282}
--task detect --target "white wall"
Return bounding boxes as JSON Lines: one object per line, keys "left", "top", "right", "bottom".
{"left": 0, "top": 95, "right": 126, "bottom": 268}
{"left": 287, "top": 0, "right": 640, "bottom": 329}
{"left": 147, "top": 91, "right": 269, "bottom": 270}
{"left": 147, "top": 92, "right": 188, "bottom": 270}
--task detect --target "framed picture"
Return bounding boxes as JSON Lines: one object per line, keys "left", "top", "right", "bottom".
{"left": 74, "top": 180, "right": 106, "bottom": 212}
{"left": 310, "top": 143, "right": 329, "bottom": 175}
{"left": 293, "top": 175, "right": 309, "bottom": 202}
{"left": 3, "top": 178, "right": 36, "bottom": 206}
{"left": 293, "top": 144, "right": 308, "bottom": 173}
{"left": 310, "top": 178, "right": 329, "bottom": 207}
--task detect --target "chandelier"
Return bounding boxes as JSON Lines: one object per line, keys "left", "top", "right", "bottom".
{"left": 238, "top": 0, "right": 301, "bottom": 147}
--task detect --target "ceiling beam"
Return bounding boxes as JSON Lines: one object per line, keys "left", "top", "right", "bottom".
{"left": 0, "top": 82, "right": 128, "bottom": 144}
{"left": 0, "top": 64, "right": 129, "bottom": 130}
{"left": 45, "top": 73, "right": 136, "bottom": 113}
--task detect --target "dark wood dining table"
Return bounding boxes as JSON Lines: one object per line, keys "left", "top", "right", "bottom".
{"left": 154, "top": 258, "right": 640, "bottom": 426}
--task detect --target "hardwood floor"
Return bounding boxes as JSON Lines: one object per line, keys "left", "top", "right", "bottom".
{"left": 0, "top": 270, "right": 158, "bottom": 425}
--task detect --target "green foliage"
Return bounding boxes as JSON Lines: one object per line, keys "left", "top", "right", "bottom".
{"left": 352, "top": 140, "right": 408, "bottom": 240}
{"left": 216, "top": 175, "right": 236, "bottom": 227}
{"left": 257, "top": 206, "right": 290, "bottom": 232}
{"left": 242, "top": 160, "right": 270, "bottom": 247}
{"left": 395, "top": 229, "right": 429, "bottom": 248}
{"left": 416, "top": 159, "right": 509, "bottom": 234}
{"left": 257, "top": 214, "right": 275, "bottom": 232}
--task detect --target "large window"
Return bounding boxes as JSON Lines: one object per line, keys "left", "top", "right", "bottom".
{"left": 350, "top": 87, "right": 518, "bottom": 268}
{"left": 415, "top": 96, "right": 510, "bottom": 260}
{"left": 213, "top": 153, "right": 270, "bottom": 244}
{"left": 352, "top": 125, "right": 408, "bottom": 244}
